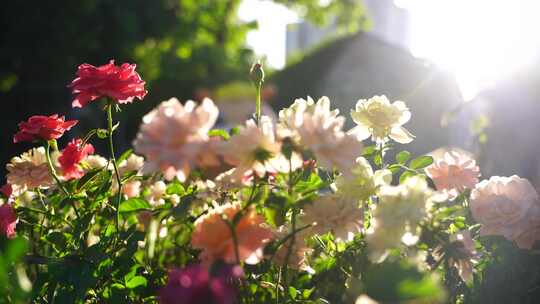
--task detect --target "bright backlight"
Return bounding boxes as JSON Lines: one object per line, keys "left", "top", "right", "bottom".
{"left": 398, "top": 0, "right": 540, "bottom": 100}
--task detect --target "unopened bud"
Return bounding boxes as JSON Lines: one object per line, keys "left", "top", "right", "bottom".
{"left": 250, "top": 62, "right": 265, "bottom": 84}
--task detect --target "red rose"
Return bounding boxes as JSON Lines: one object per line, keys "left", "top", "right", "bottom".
{"left": 0, "top": 184, "right": 12, "bottom": 198}
{"left": 13, "top": 114, "right": 78, "bottom": 143}
{"left": 0, "top": 204, "right": 17, "bottom": 239}
{"left": 69, "top": 60, "right": 147, "bottom": 108}
{"left": 58, "top": 138, "right": 95, "bottom": 180}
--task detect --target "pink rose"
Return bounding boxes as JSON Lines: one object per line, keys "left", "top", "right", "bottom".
{"left": 470, "top": 175, "right": 540, "bottom": 248}
{"left": 13, "top": 114, "right": 78, "bottom": 143}
{"left": 426, "top": 150, "right": 480, "bottom": 199}
{"left": 0, "top": 204, "right": 17, "bottom": 239}
{"left": 69, "top": 60, "right": 147, "bottom": 108}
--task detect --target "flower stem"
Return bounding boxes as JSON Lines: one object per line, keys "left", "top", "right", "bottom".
{"left": 377, "top": 141, "right": 386, "bottom": 169}
{"left": 45, "top": 141, "right": 81, "bottom": 219}
{"left": 107, "top": 103, "right": 122, "bottom": 232}
{"left": 225, "top": 219, "right": 241, "bottom": 264}
{"left": 250, "top": 62, "right": 264, "bottom": 125}
{"left": 255, "top": 82, "right": 262, "bottom": 124}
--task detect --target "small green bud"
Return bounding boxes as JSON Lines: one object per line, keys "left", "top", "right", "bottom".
{"left": 250, "top": 62, "right": 265, "bottom": 85}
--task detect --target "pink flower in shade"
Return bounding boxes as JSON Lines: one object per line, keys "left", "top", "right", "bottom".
{"left": 191, "top": 202, "right": 274, "bottom": 266}
{"left": 133, "top": 98, "right": 220, "bottom": 181}
{"left": 13, "top": 114, "right": 78, "bottom": 143}
{"left": 513, "top": 219, "right": 540, "bottom": 250}
{"left": 58, "top": 139, "right": 95, "bottom": 180}
{"left": 470, "top": 175, "right": 540, "bottom": 248}
{"left": 272, "top": 225, "right": 313, "bottom": 270}
{"left": 69, "top": 60, "right": 147, "bottom": 108}
{"left": 0, "top": 204, "right": 17, "bottom": 239}
{"left": 434, "top": 231, "right": 479, "bottom": 282}
{"left": 0, "top": 184, "right": 12, "bottom": 198}
{"left": 159, "top": 264, "right": 243, "bottom": 304}
{"left": 426, "top": 150, "right": 480, "bottom": 199}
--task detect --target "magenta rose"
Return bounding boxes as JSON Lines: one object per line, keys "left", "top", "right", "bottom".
{"left": 0, "top": 204, "right": 17, "bottom": 239}
{"left": 159, "top": 264, "right": 243, "bottom": 304}
{"left": 69, "top": 60, "right": 147, "bottom": 108}
{"left": 58, "top": 138, "right": 95, "bottom": 180}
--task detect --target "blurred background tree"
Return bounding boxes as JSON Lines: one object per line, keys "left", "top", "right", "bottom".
{"left": 0, "top": 0, "right": 367, "bottom": 179}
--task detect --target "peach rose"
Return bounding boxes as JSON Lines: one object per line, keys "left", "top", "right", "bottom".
{"left": 470, "top": 175, "right": 540, "bottom": 247}
{"left": 6, "top": 147, "right": 53, "bottom": 190}
{"left": 191, "top": 202, "right": 273, "bottom": 266}
{"left": 122, "top": 180, "right": 141, "bottom": 199}
{"left": 216, "top": 116, "right": 283, "bottom": 180}
{"left": 278, "top": 96, "right": 363, "bottom": 174}
{"left": 426, "top": 150, "right": 480, "bottom": 199}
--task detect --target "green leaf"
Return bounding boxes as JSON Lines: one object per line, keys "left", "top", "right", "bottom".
{"left": 364, "top": 260, "right": 444, "bottom": 302}
{"left": 409, "top": 156, "right": 433, "bottom": 170}
{"left": 119, "top": 198, "right": 151, "bottom": 213}
{"left": 117, "top": 149, "right": 133, "bottom": 165}
{"left": 362, "top": 145, "right": 376, "bottom": 157}
{"left": 167, "top": 180, "right": 185, "bottom": 195}
{"left": 230, "top": 126, "right": 241, "bottom": 136}
{"left": 288, "top": 286, "right": 298, "bottom": 299}
{"left": 399, "top": 171, "right": 415, "bottom": 183}
{"left": 96, "top": 129, "right": 108, "bottom": 139}
{"left": 5, "top": 237, "right": 28, "bottom": 264}
{"left": 125, "top": 276, "right": 147, "bottom": 289}
{"left": 396, "top": 151, "right": 411, "bottom": 164}
{"left": 208, "top": 129, "right": 230, "bottom": 140}
{"left": 374, "top": 154, "right": 383, "bottom": 167}
{"left": 77, "top": 169, "right": 103, "bottom": 191}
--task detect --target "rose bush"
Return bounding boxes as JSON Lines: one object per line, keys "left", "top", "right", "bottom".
{"left": 1, "top": 61, "right": 540, "bottom": 303}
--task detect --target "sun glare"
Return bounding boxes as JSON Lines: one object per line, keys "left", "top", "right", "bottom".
{"left": 397, "top": 0, "right": 540, "bottom": 100}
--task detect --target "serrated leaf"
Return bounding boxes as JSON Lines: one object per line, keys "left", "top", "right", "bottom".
{"left": 396, "top": 151, "right": 411, "bottom": 164}
{"left": 119, "top": 198, "right": 151, "bottom": 213}
{"left": 409, "top": 156, "right": 433, "bottom": 169}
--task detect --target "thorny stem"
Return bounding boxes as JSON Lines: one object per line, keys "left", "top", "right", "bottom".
{"left": 107, "top": 103, "right": 122, "bottom": 232}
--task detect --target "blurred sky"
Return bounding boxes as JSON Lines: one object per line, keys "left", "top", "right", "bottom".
{"left": 239, "top": 0, "right": 540, "bottom": 100}
{"left": 238, "top": 0, "right": 298, "bottom": 68}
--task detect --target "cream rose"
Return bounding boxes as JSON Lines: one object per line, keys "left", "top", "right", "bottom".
{"left": 349, "top": 95, "right": 414, "bottom": 144}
